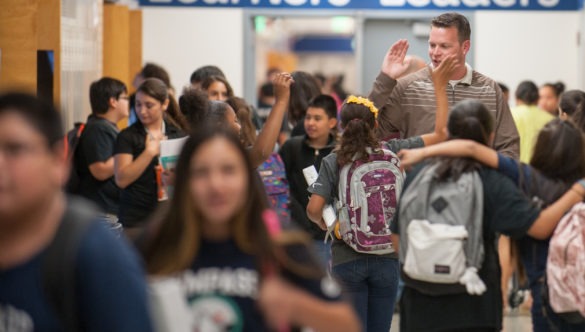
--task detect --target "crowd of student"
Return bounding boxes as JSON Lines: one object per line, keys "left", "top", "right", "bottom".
{"left": 1, "top": 11, "right": 584, "bottom": 332}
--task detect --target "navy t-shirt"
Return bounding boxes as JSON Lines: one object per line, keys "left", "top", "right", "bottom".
{"left": 496, "top": 153, "right": 571, "bottom": 289}
{"left": 0, "top": 220, "right": 153, "bottom": 331}
{"left": 183, "top": 238, "right": 342, "bottom": 331}
{"left": 76, "top": 116, "right": 120, "bottom": 215}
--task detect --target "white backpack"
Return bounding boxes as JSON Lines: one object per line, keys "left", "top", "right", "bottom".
{"left": 398, "top": 164, "right": 485, "bottom": 295}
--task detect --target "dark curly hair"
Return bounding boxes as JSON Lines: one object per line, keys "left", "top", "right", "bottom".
{"left": 288, "top": 71, "right": 321, "bottom": 124}
{"left": 337, "top": 99, "right": 379, "bottom": 166}
{"left": 227, "top": 96, "right": 257, "bottom": 147}
{"left": 179, "top": 88, "right": 209, "bottom": 129}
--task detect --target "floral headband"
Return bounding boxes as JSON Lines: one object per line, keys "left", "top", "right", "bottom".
{"left": 345, "top": 95, "right": 379, "bottom": 119}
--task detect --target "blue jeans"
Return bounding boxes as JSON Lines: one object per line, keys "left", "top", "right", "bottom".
{"left": 396, "top": 276, "right": 404, "bottom": 306}
{"left": 332, "top": 257, "right": 399, "bottom": 332}
{"left": 313, "top": 240, "right": 332, "bottom": 271}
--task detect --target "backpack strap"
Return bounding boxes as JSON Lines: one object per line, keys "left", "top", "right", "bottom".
{"left": 65, "top": 122, "right": 85, "bottom": 162}
{"left": 72, "top": 123, "right": 85, "bottom": 163}
{"left": 465, "top": 171, "right": 485, "bottom": 269}
{"left": 42, "top": 197, "right": 97, "bottom": 332}
{"left": 64, "top": 123, "right": 87, "bottom": 194}
{"left": 397, "top": 163, "right": 436, "bottom": 256}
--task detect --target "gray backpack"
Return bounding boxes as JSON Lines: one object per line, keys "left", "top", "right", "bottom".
{"left": 398, "top": 163, "right": 484, "bottom": 295}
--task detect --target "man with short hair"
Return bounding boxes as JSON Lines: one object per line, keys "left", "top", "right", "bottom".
{"left": 369, "top": 12, "right": 519, "bottom": 158}
{"left": 74, "top": 77, "right": 128, "bottom": 216}
{"left": 0, "top": 92, "right": 153, "bottom": 331}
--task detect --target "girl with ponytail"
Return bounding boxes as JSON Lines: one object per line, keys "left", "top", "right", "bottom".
{"left": 559, "top": 89, "right": 585, "bottom": 132}
{"left": 398, "top": 106, "right": 585, "bottom": 331}
{"left": 391, "top": 101, "right": 585, "bottom": 332}
{"left": 164, "top": 89, "right": 189, "bottom": 131}
{"left": 306, "top": 39, "right": 457, "bottom": 332}
{"left": 114, "top": 78, "right": 186, "bottom": 237}
{"left": 335, "top": 98, "right": 380, "bottom": 167}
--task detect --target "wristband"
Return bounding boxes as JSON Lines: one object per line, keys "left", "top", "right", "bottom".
{"left": 578, "top": 179, "right": 585, "bottom": 190}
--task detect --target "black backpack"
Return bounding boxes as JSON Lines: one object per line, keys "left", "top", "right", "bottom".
{"left": 64, "top": 122, "right": 86, "bottom": 193}
{"left": 42, "top": 197, "right": 97, "bottom": 332}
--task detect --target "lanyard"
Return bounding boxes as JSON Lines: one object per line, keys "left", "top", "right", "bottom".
{"left": 145, "top": 120, "right": 166, "bottom": 139}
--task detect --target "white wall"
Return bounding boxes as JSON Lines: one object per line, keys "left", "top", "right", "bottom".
{"left": 142, "top": 7, "right": 244, "bottom": 96}
{"left": 296, "top": 54, "right": 357, "bottom": 93}
{"left": 142, "top": 8, "right": 585, "bottom": 102}
{"left": 475, "top": 11, "right": 582, "bottom": 98}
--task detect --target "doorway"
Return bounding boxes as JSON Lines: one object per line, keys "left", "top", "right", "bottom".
{"left": 243, "top": 11, "right": 475, "bottom": 106}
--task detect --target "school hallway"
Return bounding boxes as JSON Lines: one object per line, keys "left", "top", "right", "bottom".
{"left": 390, "top": 312, "right": 533, "bottom": 332}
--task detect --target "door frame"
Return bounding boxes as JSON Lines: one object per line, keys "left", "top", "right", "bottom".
{"left": 242, "top": 10, "right": 475, "bottom": 103}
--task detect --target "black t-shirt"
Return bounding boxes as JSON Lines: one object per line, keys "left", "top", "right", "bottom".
{"left": 291, "top": 121, "right": 306, "bottom": 137}
{"left": 393, "top": 165, "right": 540, "bottom": 331}
{"left": 76, "top": 116, "right": 120, "bottom": 215}
{"left": 184, "top": 238, "right": 342, "bottom": 331}
{"left": 279, "top": 135, "right": 336, "bottom": 240}
{"left": 114, "top": 121, "right": 184, "bottom": 227}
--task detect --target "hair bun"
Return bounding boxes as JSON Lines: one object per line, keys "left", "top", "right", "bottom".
{"left": 555, "top": 82, "right": 566, "bottom": 94}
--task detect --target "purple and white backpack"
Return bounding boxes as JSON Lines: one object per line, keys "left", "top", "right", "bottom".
{"left": 336, "top": 148, "right": 404, "bottom": 254}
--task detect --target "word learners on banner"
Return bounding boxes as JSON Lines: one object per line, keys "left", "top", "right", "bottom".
{"left": 140, "top": 0, "right": 580, "bottom": 11}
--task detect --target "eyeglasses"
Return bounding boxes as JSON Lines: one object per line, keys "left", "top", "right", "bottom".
{"left": 118, "top": 95, "right": 130, "bottom": 101}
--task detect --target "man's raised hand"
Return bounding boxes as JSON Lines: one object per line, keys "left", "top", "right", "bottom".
{"left": 381, "top": 39, "right": 411, "bottom": 80}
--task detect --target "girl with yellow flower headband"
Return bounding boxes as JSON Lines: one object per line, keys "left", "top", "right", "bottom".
{"left": 306, "top": 39, "right": 458, "bottom": 332}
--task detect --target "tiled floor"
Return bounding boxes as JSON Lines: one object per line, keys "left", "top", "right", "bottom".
{"left": 389, "top": 312, "right": 532, "bottom": 332}
{"left": 502, "top": 313, "right": 533, "bottom": 332}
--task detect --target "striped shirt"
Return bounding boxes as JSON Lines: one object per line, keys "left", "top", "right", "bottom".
{"left": 368, "top": 66, "right": 520, "bottom": 159}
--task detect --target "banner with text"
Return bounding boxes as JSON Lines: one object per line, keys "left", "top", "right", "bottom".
{"left": 139, "top": 0, "right": 583, "bottom": 11}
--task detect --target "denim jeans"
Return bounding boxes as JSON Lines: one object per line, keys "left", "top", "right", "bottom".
{"left": 312, "top": 240, "right": 332, "bottom": 271}
{"left": 532, "top": 280, "right": 555, "bottom": 332}
{"left": 396, "top": 276, "right": 404, "bottom": 306}
{"left": 332, "top": 257, "right": 399, "bottom": 332}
